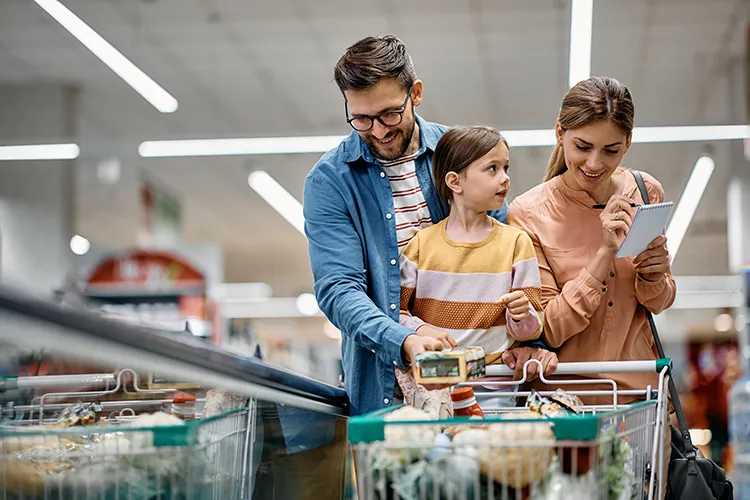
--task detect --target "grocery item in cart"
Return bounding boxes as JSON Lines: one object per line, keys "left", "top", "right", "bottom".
{"left": 527, "top": 390, "right": 596, "bottom": 475}
{"left": 384, "top": 406, "right": 441, "bottom": 463}
{"left": 453, "top": 412, "right": 555, "bottom": 489}
{"left": 414, "top": 346, "right": 486, "bottom": 385}
{"left": 527, "top": 390, "right": 584, "bottom": 418}
{"left": 170, "top": 392, "right": 197, "bottom": 421}
{"left": 48, "top": 402, "right": 104, "bottom": 427}
{"left": 450, "top": 387, "right": 484, "bottom": 418}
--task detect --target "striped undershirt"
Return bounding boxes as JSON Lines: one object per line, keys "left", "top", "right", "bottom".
{"left": 380, "top": 152, "right": 433, "bottom": 252}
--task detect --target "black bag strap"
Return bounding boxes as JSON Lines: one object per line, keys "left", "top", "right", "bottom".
{"left": 631, "top": 170, "right": 697, "bottom": 462}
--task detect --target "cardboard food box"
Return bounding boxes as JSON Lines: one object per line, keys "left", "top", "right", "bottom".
{"left": 414, "top": 346, "right": 486, "bottom": 385}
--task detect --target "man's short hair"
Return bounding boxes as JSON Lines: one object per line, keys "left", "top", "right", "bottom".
{"left": 334, "top": 35, "right": 417, "bottom": 93}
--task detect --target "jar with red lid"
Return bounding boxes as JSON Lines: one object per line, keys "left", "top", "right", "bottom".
{"left": 170, "top": 392, "right": 197, "bottom": 421}
{"left": 451, "top": 387, "right": 484, "bottom": 418}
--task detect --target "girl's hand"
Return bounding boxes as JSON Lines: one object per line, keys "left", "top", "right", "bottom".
{"left": 414, "top": 324, "right": 457, "bottom": 350}
{"left": 498, "top": 291, "right": 530, "bottom": 321}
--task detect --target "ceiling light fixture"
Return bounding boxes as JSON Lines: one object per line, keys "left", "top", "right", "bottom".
{"left": 0, "top": 143, "right": 80, "bottom": 161}
{"left": 138, "top": 125, "right": 750, "bottom": 158}
{"left": 69, "top": 234, "right": 91, "bottom": 255}
{"left": 568, "top": 0, "right": 593, "bottom": 88}
{"left": 247, "top": 170, "right": 305, "bottom": 235}
{"left": 666, "top": 154, "right": 715, "bottom": 262}
{"left": 32, "top": 0, "right": 178, "bottom": 113}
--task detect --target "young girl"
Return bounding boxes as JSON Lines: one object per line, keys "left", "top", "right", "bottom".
{"left": 396, "top": 125, "right": 554, "bottom": 415}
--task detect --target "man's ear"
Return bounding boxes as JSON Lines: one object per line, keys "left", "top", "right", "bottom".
{"left": 445, "top": 171, "right": 462, "bottom": 195}
{"left": 411, "top": 80, "right": 424, "bottom": 107}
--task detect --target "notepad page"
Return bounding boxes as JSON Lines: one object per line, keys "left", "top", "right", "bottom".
{"left": 616, "top": 202, "right": 674, "bottom": 258}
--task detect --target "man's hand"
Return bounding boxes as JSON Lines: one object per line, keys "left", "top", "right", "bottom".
{"left": 401, "top": 334, "right": 452, "bottom": 391}
{"left": 401, "top": 334, "right": 444, "bottom": 366}
{"left": 415, "top": 325, "right": 457, "bottom": 349}
{"left": 498, "top": 291, "right": 530, "bottom": 322}
{"left": 500, "top": 347, "right": 558, "bottom": 381}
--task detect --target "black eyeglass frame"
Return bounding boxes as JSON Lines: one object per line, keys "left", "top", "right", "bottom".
{"left": 344, "top": 84, "right": 414, "bottom": 132}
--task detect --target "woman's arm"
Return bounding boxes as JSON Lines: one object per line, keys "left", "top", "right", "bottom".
{"left": 507, "top": 197, "right": 633, "bottom": 348}
{"left": 632, "top": 175, "right": 677, "bottom": 313}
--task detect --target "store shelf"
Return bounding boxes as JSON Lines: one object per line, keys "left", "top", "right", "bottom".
{"left": 0, "top": 286, "right": 348, "bottom": 416}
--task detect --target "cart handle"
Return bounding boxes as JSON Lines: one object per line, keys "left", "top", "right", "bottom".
{"left": 484, "top": 358, "right": 671, "bottom": 377}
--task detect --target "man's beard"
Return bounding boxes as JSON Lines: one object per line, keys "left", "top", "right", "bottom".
{"left": 366, "top": 115, "right": 416, "bottom": 161}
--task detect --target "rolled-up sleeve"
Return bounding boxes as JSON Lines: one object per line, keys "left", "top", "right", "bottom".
{"left": 304, "top": 168, "right": 413, "bottom": 369}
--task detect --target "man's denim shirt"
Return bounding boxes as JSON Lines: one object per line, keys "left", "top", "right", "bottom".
{"left": 303, "top": 116, "right": 508, "bottom": 416}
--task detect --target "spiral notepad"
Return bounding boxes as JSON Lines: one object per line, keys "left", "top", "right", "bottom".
{"left": 616, "top": 201, "right": 674, "bottom": 258}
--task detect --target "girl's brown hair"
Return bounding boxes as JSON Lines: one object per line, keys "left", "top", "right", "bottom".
{"left": 433, "top": 126, "right": 508, "bottom": 201}
{"left": 545, "top": 76, "right": 635, "bottom": 182}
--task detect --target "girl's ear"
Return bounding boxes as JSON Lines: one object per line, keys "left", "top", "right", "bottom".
{"left": 445, "top": 171, "right": 462, "bottom": 196}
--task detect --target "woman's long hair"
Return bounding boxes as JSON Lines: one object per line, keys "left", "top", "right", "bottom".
{"left": 545, "top": 77, "right": 635, "bottom": 182}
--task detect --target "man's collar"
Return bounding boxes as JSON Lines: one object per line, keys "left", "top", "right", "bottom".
{"left": 341, "top": 114, "right": 437, "bottom": 164}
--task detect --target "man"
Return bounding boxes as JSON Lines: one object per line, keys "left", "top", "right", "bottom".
{"left": 304, "top": 35, "right": 555, "bottom": 416}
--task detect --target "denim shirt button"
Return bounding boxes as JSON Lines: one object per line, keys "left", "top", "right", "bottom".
{"left": 390, "top": 259, "right": 397, "bottom": 265}
{"left": 384, "top": 398, "right": 390, "bottom": 405}
{"left": 386, "top": 213, "right": 393, "bottom": 220}
{"left": 380, "top": 172, "right": 386, "bottom": 178}
{"left": 390, "top": 304, "right": 397, "bottom": 310}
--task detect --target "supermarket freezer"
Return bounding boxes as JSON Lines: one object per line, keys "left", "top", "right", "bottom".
{"left": 0, "top": 286, "right": 351, "bottom": 500}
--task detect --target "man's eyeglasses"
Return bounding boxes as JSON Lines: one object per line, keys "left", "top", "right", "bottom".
{"left": 345, "top": 85, "right": 413, "bottom": 132}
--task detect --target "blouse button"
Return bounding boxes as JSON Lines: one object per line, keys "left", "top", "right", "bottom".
{"left": 608, "top": 301, "right": 614, "bottom": 307}
{"left": 610, "top": 272, "right": 615, "bottom": 278}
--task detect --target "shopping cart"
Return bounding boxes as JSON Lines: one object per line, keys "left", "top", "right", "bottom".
{"left": 0, "top": 369, "right": 256, "bottom": 499}
{"left": 349, "top": 358, "right": 671, "bottom": 500}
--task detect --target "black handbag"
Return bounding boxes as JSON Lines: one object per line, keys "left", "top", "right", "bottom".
{"left": 631, "top": 170, "right": 733, "bottom": 500}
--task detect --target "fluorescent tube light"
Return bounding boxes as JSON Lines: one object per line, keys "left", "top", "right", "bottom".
{"left": 247, "top": 170, "right": 305, "bottom": 235}
{"left": 137, "top": 125, "right": 750, "bottom": 158}
{"left": 139, "top": 135, "right": 347, "bottom": 157}
{"left": 0, "top": 143, "right": 80, "bottom": 161}
{"left": 632, "top": 125, "right": 750, "bottom": 143}
{"left": 33, "top": 0, "right": 178, "bottom": 113}
{"left": 666, "top": 155, "right": 715, "bottom": 261}
{"left": 503, "top": 129, "right": 556, "bottom": 147}
{"left": 568, "top": 0, "right": 593, "bottom": 88}
{"left": 727, "top": 178, "right": 744, "bottom": 274}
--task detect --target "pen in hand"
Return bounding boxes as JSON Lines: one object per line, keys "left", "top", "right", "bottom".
{"left": 591, "top": 202, "right": 640, "bottom": 209}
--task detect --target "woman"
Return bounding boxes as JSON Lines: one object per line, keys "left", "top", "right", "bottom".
{"left": 506, "top": 76, "right": 676, "bottom": 404}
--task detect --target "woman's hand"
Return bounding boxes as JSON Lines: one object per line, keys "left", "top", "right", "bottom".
{"left": 500, "top": 347, "right": 558, "bottom": 381}
{"left": 599, "top": 195, "right": 635, "bottom": 254}
{"left": 414, "top": 324, "right": 457, "bottom": 350}
{"left": 633, "top": 234, "right": 670, "bottom": 281}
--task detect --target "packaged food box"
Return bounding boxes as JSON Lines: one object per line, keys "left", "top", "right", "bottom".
{"left": 414, "top": 346, "right": 485, "bottom": 385}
